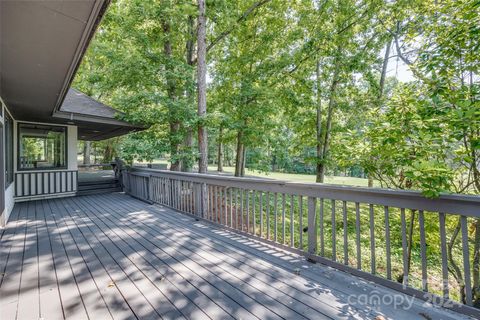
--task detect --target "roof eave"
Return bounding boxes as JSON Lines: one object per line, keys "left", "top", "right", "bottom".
{"left": 52, "top": 0, "right": 112, "bottom": 116}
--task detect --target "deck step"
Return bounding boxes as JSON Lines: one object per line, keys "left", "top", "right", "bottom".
{"left": 76, "top": 187, "right": 121, "bottom": 196}
{"left": 78, "top": 179, "right": 118, "bottom": 186}
{"left": 78, "top": 182, "right": 120, "bottom": 191}
{"left": 77, "top": 179, "right": 121, "bottom": 195}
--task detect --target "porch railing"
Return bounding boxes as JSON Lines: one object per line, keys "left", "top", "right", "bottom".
{"left": 15, "top": 170, "right": 78, "bottom": 198}
{"left": 123, "top": 167, "right": 480, "bottom": 318}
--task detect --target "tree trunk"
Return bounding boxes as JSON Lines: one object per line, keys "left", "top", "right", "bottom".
{"left": 379, "top": 40, "right": 391, "bottom": 97}
{"left": 103, "top": 138, "right": 117, "bottom": 163}
{"left": 317, "top": 58, "right": 340, "bottom": 183}
{"left": 197, "top": 0, "right": 208, "bottom": 174}
{"left": 162, "top": 19, "right": 181, "bottom": 171}
{"left": 368, "top": 40, "right": 391, "bottom": 188}
{"left": 182, "top": 129, "right": 193, "bottom": 172}
{"left": 448, "top": 218, "right": 467, "bottom": 304}
{"left": 234, "top": 129, "right": 244, "bottom": 177}
{"left": 217, "top": 126, "right": 224, "bottom": 172}
{"left": 83, "top": 141, "right": 91, "bottom": 165}
{"left": 315, "top": 60, "right": 323, "bottom": 183}
{"left": 182, "top": 15, "right": 196, "bottom": 172}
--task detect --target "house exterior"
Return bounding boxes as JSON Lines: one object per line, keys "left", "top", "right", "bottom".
{"left": 0, "top": 2, "right": 478, "bottom": 319}
{"left": 0, "top": 0, "right": 139, "bottom": 226}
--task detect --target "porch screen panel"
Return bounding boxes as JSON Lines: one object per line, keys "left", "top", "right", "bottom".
{"left": 18, "top": 123, "right": 67, "bottom": 170}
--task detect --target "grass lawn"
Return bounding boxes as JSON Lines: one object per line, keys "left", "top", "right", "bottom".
{"left": 207, "top": 165, "right": 373, "bottom": 187}
{"left": 137, "top": 160, "right": 372, "bottom": 187}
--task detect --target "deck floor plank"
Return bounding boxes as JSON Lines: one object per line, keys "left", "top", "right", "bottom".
{"left": 40, "top": 199, "right": 90, "bottom": 320}
{"left": 83, "top": 196, "right": 298, "bottom": 319}
{"left": 35, "top": 200, "right": 63, "bottom": 320}
{"left": 0, "top": 193, "right": 472, "bottom": 320}
{"left": 49, "top": 197, "right": 158, "bottom": 320}
{"left": 72, "top": 194, "right": 254, "bottom": 320}
{"left": 0, "top": 205, "right": 22, "bottom": 271}
{"left": 0, "top": 202, "right": 31, "bottom": 320}
{"left": 46, "top": 197, "right": 113, "bottom": 320}
{"left": 90, "top": 194, "right": 333, "bottom": 320}
{"left": 69, "top": 195, "right": 224, "bottom": 320}
{"left": 98, "top": 193, "right": 471, "bottom": 320}
{"left": 102, "top": 195, "right": 352, "bottom": 318}
{"left": 58, "top": 197, "right": 188, "bottom": 320}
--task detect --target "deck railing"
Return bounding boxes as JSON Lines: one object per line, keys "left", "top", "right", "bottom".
{"left": 15, "top": 169, "right": 78, "bottom": 198}
{"left": 123, "top": 167, "right": 480, "bottom": 317}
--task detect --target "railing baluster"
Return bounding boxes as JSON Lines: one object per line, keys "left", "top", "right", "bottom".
{"left": 438, "top": 212, "right": 449, "bottom": 300}
{"left": 182, "top": 181, "right": 185, "bottom": 212}
{"left": 234, "top": 188, "right": 238, "bottom": 229}
{"left": 253, "top": 190, "right": 256, "bottom": 235}
{"left": 384, "top": 206, "right": 391, "bottom": 280}
{"left": 369, "top": 204, "right": 376, "bottom": 274}
{"left": 400, "top": 208, "right": 408, "bottom": 286}
{"left": 246, "top": 190, "right": 250, "bottom": 233}
{"left": 299, "top": 196, "right": 303, "bottom": 250}
{"left": 216, "top": 186, "right": 221, "bottom": 223}
{"left": 224, "top": 187, "right": 228, "bottom": 225}
{"left": 207, "top": 185, "right": 212, "bottom": 220}
{"left": 211, "top": 186, "right": 217, "bottom": 221}
{"left": 240, "top": 189, "right": 244, "bottom": 231}
{"left": 274, "top": 193, "right": 278, "bottom": 242}
{"left": 179, "top": 180, "right": 183, "bottom": 211}
{"left": 419, "top": 210, "right": 428, "bottom": 292}
{"left": 184, "top": 181, "right": 188, "bottom": 212}
{"left": 319, "top": 198, "right": 324, "bottom": 256}
{"left": 190, "top": 182, "right": 194, "bottom": 213}
{"left": 355, "top": 202, "right": 361, "bottom": 269}
{"left": 332, "top": 200, "right": 336, "bottom": 262}
{"left": 259, "top": 191, "right": 263, "bottom": 238}
{"left": 174, "top": 179, "right": 177, "bottom": 208}
{"left": 229, "top": 188, "right": 233, "bottom": 228}
{"left": 184, "top": 181, "right": 187, "bottom": 212}
{"left": 308, "top": 197, "right": 317, "bottom": 255}
{"left": 212, "top": 185, "right": 215, "bottom": 221}
{"left": 217, "top": 186, "right": 221, "bottom": 222}
{"left": 343, "top": 201, "right": 348, "bottom": 265}
{"left": 282, "top": 194, "right": 286, "bottom": 244}
{"left": 290, "top": 195, "right": 294, "bottom": 247}
{"left": 173, "top": 180, "right": 177, "bottom": 208}
{"left": 266, "top": 192, "right": 270, "bottom": 240}
{"left": 461, "top": 216, "right": 473, "bottom": 306}
{"left": 177, "top": 180, "right": 181, "bottom": 210}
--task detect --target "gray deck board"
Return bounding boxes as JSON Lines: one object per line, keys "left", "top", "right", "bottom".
{"left": 0, "top": 193, "right": 472, "bottom": 320}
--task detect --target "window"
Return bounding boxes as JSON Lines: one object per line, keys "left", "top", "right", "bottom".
{"left": 5, "top": 112, "right": 13, "bottom": 186}
{"left": 18, "top": 123, "right": 67, "bottom": 170}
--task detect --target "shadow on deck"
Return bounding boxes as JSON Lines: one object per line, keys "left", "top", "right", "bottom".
{"left": 0, "top": 193, "right": 470, "bottom": 320}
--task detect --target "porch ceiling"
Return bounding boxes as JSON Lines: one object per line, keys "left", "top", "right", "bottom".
{"left": 0, "top": 0, "right": 111, "bottom": 130}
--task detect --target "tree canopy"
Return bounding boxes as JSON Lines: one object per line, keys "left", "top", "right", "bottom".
{"left": 75, "top": 0, "right": 480, "bottom": 197}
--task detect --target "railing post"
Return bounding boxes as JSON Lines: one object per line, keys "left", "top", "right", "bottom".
{"left": 307, "top": 196, "right": 317, "bottom": 255}
{"left": 194, "top": 183, "right": 202, "bottom": 217}
{"left": 199, "top": 183, "right": 207, "bottom": 218}
{"left": 147, "top": 175, "right": 153, "bottom": 202}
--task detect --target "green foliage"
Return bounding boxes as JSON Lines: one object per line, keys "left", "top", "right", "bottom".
{"left": 75, "top": 0, "right": 480, "bottom": 196}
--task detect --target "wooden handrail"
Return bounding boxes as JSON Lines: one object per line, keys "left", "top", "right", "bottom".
{"left": 129, "top": 166, "right": 480, "bottom": 218}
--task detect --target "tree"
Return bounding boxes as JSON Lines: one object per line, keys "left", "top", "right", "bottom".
{"left": 197, "top": 0, "right": 208, "bottom": 173}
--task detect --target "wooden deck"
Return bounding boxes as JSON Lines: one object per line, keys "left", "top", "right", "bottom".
{"left": 0, "top": 193, "right": 470, "bottom": 320}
